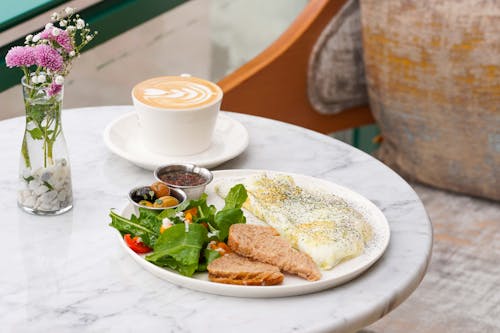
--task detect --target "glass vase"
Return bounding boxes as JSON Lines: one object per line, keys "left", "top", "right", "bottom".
{"left": 17, "top": 76, "right": 73, "bottom": 215}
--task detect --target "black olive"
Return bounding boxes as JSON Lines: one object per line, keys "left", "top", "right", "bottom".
{"left": 131, "top": 186, "right": 156, "bottom": 203}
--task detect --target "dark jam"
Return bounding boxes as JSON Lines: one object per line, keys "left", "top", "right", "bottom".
{"left": 160, "top": 171, "right": 206, "bottom": 186}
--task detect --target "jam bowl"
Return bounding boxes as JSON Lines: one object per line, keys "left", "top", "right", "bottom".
{"left": 153, "top": 164, "right": 213, "bottom": 200}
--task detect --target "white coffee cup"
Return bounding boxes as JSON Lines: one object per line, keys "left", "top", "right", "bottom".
{"left": 132, "top": 75, "right": 223, "bottom": 156}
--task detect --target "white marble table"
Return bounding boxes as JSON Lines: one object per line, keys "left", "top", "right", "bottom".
{"left": 0, "top": 106, "right": 432, "bottom": 333}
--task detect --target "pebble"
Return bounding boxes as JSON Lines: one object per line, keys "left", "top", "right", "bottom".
{"left": 18, "top": 159, "right": 73, "bottom": 212}
{"left": 33, "top": 185, "right": 49, "bottom": 196}
{"left": 57, "top": 191, "right": 67, "bottom": 202}
{"left": 40, "top": 171, "right": 52, "bottom": 182}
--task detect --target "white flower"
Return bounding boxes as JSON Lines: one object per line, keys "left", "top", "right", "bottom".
{"left": 51, "top": 12, "right": 59, "bottom": 21}
{"left": 31, "top": 76, "right": 39, "bottom": 84}
{"left": 86, "top": 35, "right": 92, "bottom": 41}
{"left": 37, "top": 74, "right": 46, "bottom": 83}
{"left": 52, "top": 27, "right": 61, "bottom": 37}
{"left": 66, "top": 25, "right": 76, "bottom": 32}
{"left": 55, "top": 75, "right": 65, "bottom": 85}
{"left": 69, "top": 51, "right": 76, "bottom": 57}
{"left": 32, "top": 34, "right": 40, "bottom": 42}
{"left": 45, "top": 22, "right": 53, "bottom": 30}
{"left": 59, "top": 20, "right": 67, "bottom": 27}
{"left": 25, "top": 34, "right": 33, "bottom": 42}
{"left": 65, "top": 7, "right": 74, "bottom": 15}
{"left": 76, "top": 19, "right": 85, "bottom": 29}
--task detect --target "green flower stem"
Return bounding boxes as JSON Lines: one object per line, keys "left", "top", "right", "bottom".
{"left": 21, "top": 67, "right": 30, "bottom": 85}
{"left": 23, "top": 85, "right": 62, "bottom": 169}
{"left": 21, "top": 135, "right": 31, "bottom": 168}
{"left": 46, "top": 105, "right": 61, "bottom": 166}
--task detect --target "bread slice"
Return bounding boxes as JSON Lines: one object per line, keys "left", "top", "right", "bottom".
{"left": 207, "top": 253, "right": 284, "bottom": 286}
{"left": 228, "top": 224, "right": 321, "bottom": 281}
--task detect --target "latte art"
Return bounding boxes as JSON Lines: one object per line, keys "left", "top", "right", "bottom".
{"left": 133, "top": 76, "right": 222, "bottom": 109}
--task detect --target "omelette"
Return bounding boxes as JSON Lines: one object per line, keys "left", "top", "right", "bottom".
{"left": 215, "top": 173, "right": 372, "bottom": 270}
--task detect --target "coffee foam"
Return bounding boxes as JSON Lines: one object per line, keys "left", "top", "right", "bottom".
{"left": 133, "top": 76, "right": 222, "bottom": 110}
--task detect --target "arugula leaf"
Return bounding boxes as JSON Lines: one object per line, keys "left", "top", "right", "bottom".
{"left": 137, "top": 207, "right": 161, "bottom": 222}
{"left": 146, "top": 223, "right": 208, "bottom": 277}
{"left": 214, "top": 208, "right": 246, "bottom": 241}
{"left": 109, "top": 209, "right": 161, "bottom": 248}
{"left": 110, "top": 183, "right": 248, "bottom": 276}
{"left": 210, "top": 184, "right": 248, "bottom": 241}
{"left": 197, "top": 248, "right": 221, "bottom": 272}
{"left": 156, "top": 207, "right": 185, "bottom": 224}
{"left": 157, "top": 207, "right": 175, "bottom": 220}
{"left": 204, "top": 248, "right": 221, "bottom": 264}
{"left": 158, "top": 193, "right": 217, "bottom": 226}
{"left": 223, "top": 184, "right": 248, "bottom": 209}
{"left": 175, "top": 193, "right": 209, "bottom": 212}
{"left": 181, "top": 193, "right": 217, "bottom": 221}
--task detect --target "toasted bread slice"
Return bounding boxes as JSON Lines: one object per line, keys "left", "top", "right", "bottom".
{"left": 207, "top": 253, "right": 284, "bottom": 286}
{"left": 228, "top": 224, "right": 321, "bottom": 281}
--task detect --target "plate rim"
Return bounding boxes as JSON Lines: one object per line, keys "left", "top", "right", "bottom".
{"left": 103, "top": 112, "right": 249, "bottom": 170}
{"left": 114, "top": 169, "right": 391, "bottom": 298}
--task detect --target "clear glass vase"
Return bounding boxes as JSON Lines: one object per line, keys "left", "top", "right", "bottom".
{"left": 17, "top": 76, "right": 73, "bottom": 215}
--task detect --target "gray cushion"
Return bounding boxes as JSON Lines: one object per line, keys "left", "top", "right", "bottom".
{"left": 361, "top": 0, "right": 500, "bottom": 201}
{"left": 307, "top": 0, "right": 368, "bottom": 115}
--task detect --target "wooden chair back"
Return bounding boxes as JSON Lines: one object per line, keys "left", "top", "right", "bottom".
{"left": 217, "top": 0, "right": 374, "bottom": 134}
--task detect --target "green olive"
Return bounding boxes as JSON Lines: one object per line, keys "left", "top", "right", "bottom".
{"left": 138, "top": 200, "right": 153, "bottom": 207}
{"left": 153, "top": 196, "right": 180, "bottom": 208}
{"left": 151, "top": 181, "right": 171, "bottom": 198}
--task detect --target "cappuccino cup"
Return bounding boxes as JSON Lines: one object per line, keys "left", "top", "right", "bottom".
{"left": 132, "top": 75, "right": 223, "bottom": 156}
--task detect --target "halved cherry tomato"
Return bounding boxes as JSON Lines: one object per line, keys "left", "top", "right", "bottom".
{"left": 124, "top": 234, "right": 152, "bottom": 253}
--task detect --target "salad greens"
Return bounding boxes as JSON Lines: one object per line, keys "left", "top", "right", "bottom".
{"left": 109, "top": 184, "right": 248, "bottom": 277}
{"left": 214, "top": 208, "right": 245, "bottom": 241}
{"left": 109, "top": 207, "right": 161, "bottom": 248}
{"left": 222, "top": 184, "right": 248, "bottom": 210}
{"left": 146, "top": 223, "right": 207, "bottom": 277}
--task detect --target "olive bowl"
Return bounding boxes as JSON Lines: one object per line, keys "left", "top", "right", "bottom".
{"left": 153, "top": 164, "right": 213, "bottom": 200}
{"left": 128, "top": 185, "right": 187, "bottom": 215}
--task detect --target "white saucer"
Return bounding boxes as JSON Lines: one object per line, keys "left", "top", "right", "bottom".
{"left": 103, "top": 112, "right": 249, "bottom": 170}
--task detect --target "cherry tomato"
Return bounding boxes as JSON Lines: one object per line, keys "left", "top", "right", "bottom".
{"left": 124, "top": 234, "right": 152, "bottom": 253}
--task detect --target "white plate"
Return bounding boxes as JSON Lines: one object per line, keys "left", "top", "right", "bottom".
{"left": 103, "top": 112, "right": 249, "bottom": 170}
{"left": 115, "top": 170, "right": 390, "bottom": 298}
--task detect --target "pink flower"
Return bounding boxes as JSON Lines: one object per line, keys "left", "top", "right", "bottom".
{"left": 5, "top": 46, "right": 36, "bottom": 67}
{"left": 40, "top": 27, "right": 73, "bottom": 52}
{"left": 34, "top": 44, "right": 63, "bottom": 71}
{"left": 47, "top": 82, "right": 63, "bottom": 96}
